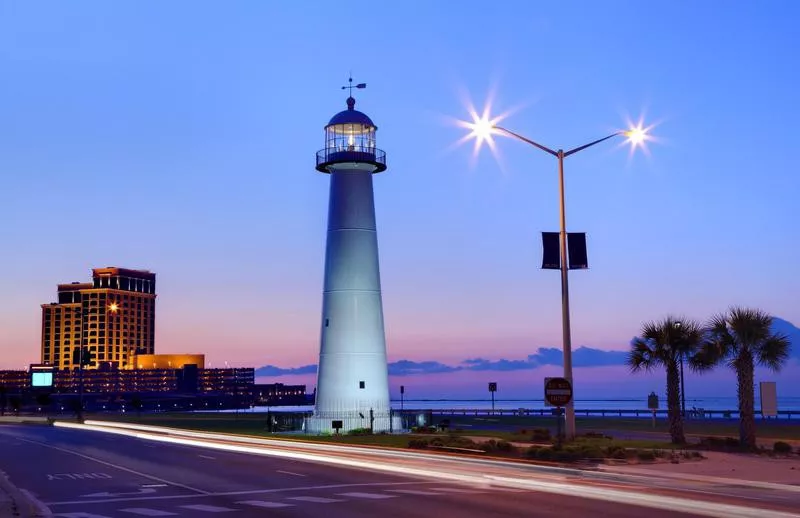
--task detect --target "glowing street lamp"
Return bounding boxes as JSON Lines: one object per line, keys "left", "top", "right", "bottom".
{"left": 462, "top": 107, "right": 651, "bottom": 440}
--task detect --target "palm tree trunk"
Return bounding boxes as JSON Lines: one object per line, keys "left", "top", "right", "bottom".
{"left": 736, "top": 352, "right": 757, "bottom": 449}
{"left": 666, "top": 360, "right": 685, "bottom": 444}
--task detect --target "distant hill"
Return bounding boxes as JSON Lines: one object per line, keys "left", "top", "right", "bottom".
{"left": 772, "top": 317, "right": 800, "bottom": 360}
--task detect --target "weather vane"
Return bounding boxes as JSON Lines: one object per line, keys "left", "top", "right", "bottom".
{"left": 341, "top": 75, "right": 367, "bottom": 97}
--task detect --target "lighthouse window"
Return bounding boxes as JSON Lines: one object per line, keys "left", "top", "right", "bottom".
{"left": 359, "top": 381, "right": 365, "bottom": 389}
{"left": 325, "top": 318, "right": 329, "bottom": 327}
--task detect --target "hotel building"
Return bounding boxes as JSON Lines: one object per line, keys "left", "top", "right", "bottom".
{"left": 41, "top": 267, "right": 156, "bottom": 370}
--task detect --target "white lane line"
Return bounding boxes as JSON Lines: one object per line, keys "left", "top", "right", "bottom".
{"left": 386, "top": 489, "right": 446, "bottom": 496}
{"left": 44, "top": 481, "right": 439, "bottom": 506}
{"left": 237, "top": 500, "right": 294, "bottom": 508}
{"left": 141, "top": 484, "right": 168, "bottom": 488}
{"left": 276, "top": 470, "right": 306, "bottom": 477}
{"left": 120, "top": 509, "right": 177, "bottom": 516}
{"left": 179, "top": 504, "right": 235, "bottom": 512}
{"left": 197, "top": 455, "right": 216, "bottom": 460}
{"left": 286, "top": 496, "right": 345, "bottom": 503}
{"left": 15, "top": 436, "right": 210, "bottom": 495}
{"left": 54, "top": 513, "right": 113, "bottom": 517}
{"left": 337, "top": 492, "right": 397, "bottom": 499}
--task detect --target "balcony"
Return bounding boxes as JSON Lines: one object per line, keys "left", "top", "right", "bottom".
{"left": 316, "top": 147, "right": 386, "bottom": 173}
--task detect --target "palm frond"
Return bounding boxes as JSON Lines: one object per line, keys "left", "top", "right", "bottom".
{"left": 689, "top": 342, "right": 720, "bottom": 372}
{"left": 756, "top": 333, "right": 791, "bottom": 372}
{"left": 628, "top": 337, "right": 661, "bottom": 373}
{"left": 728, "top": 306, "right": 773, "bottom": 351}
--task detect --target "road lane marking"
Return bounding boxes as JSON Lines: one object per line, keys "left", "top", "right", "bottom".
{"left": 386, "top": 489, "right": 443, "bottom": 496}
{"left": 120, "top": 509, "right": 177, "bottom": 516}
{"left": 15, "top": 436, "right": 210, "bottom": 495}
{"left": 44, "top": 482, "right": 441, "bottom": 506}
{"left": 276, "top": 470, "right": 306, "bottom": 477}
{"left": 197, "top": 455, "right": 216, "bottom": 460}
{"left": 337, "top": 492, "right": 396, "bottom": 499}
{"left": 141, "top": 484, "right": 168, "bottom": 488}
{"left": 54, "top": 513, "right": 113, "bottom": 518}
{"left": 286, "top": 496, "right": 345, "bottom": 503}
{"left": 237, "top": 500, "right": 294, "bottom": 508}
{"left": 48, "top": 473, "right": 113, "bottom": 480}
{"left": 179, "top": 504, "right": 235, "bottom": 512}
{"left": 82, "top": 488, "right": 157, "bottom": 498}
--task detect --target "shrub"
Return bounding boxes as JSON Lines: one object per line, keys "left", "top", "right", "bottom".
{"left": 606, "top": 445, "right": 628, "bottom": 459}
{"left": 552, "top": 449, "right": 581, "bottom": 462}
{"left": 582, "top": 431, "right": 612, "bottom": 440}
{"left": 574, "top": 445, "right": 605, "bottom": 459}
{"left": 699, "top": 436, "right": 741, "bottom": 451}
{"left": 531, "top": 428, "right": 551, "bottom": 442}
{"left": 408, "top": 439, "right": 428, "bottom": 449}
{"left": 496, "top": 440, "right": 514, "bottom": 453}
{"left": 347, "top": 428, "right": 372, "bottom": 436}
{"left": 636, "top": 450, "right": 657, "bottom": 461}
{"left": 525, "top": 446, "right": 542, "bottom": 459}
{"left": 773, "top": 441, "right": 792, "bottom": 454}
{"left": 478, "top": 439, "right": 514, "bottom": 453}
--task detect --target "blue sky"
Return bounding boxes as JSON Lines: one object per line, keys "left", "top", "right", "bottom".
{"left": 1, "top": 1, "right": 798, "bottom": 395}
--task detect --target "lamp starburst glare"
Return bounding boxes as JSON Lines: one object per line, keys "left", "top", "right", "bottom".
{"left": 622, "top": 116, "right": 657, "bottom": 158}
{"left": 454, "top": 95, "right": 517, "bottom": 171}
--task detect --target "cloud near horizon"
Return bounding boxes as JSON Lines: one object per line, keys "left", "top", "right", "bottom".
{"left": 255, "top": 318, "right": 799, "bottom": 378}
{"left": 255, "top": 346, "right": 630, "bottom": 377}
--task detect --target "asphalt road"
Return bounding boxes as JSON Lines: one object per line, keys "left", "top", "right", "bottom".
{"left": 0, "top": 424, "right": 706, "bottom": 518}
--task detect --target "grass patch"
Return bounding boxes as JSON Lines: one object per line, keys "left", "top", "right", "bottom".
{"left": 436, "top": 415, "right": 800, "bottom": 441}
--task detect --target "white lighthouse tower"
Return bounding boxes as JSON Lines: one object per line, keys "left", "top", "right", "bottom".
{"left": 306, "top": 81, "right": 397, "bottom": 434}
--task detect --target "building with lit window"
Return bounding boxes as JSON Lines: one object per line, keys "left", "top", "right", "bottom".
{"left": 41, "top": 267, "right": 156, "bottom": 370}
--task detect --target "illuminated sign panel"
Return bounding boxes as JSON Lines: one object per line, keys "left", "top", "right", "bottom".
{"left": 30, "top": 365, "right": 55, "bottom": 388}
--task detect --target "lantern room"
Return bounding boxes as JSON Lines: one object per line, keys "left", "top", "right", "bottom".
{"left": 316, "top": 96, "right": 387, "bottom": 173}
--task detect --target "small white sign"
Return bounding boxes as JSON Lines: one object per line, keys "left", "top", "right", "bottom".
{"left": 760, "top": 381, "right": 778, "bottom": 417}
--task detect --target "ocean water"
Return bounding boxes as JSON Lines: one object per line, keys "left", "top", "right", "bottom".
{"left": 237, "top": 396, "right": 800, "bottom": 413}
{"left": 392, "top": 397, "right": 800, "bottom": 412}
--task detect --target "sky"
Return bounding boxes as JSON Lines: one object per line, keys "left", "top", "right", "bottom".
{"left": 1, "top": 2, "right": 798, "bottom": 397}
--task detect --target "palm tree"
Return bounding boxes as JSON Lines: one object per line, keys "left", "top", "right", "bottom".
{"left": 693, "top": 307, "right": 791, "bottom": 449}
{"left": 628, "top": 316, "right": 704, "bottom": 444}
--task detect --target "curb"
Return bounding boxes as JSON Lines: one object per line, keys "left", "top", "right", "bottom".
{"left": 597, "top": 464, "right": 800, "bottom": 493}
{"left": 0, "top": 471, "right": 52, "bottom": 518}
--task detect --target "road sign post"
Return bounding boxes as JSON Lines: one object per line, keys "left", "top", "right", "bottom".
{"left": 545, "top": 377, "right": 573, "bottom": 442}
{"left": 488, "top": 382, "right": 497, "bottom": 412}
{"left": 648, "top": 391, "right": 659, "bottom": 428}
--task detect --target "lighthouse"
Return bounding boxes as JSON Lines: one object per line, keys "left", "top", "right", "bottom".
{"left": 306, "top": 81, "right": 397, "bottom": 433}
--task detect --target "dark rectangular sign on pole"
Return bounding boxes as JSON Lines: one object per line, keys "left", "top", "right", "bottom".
{"left": 567, "top": 232, "right": 588, "bottom": 270}
{"left": 541, "top": 232, "right": 560, "bottom": 269}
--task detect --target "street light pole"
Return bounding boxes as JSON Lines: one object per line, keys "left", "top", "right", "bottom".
{"left": 680, "top": 352, "right": 686, "bottom": 417}
{"left": 492, "top": 127, "right": 629, "bottom": 440}
{"left": 556, "top": 149, "right": 576, "bottom": 438}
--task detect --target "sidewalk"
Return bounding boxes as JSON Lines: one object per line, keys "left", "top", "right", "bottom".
{"left": 603, "top": 450, "right": 800, "bottom": 486}
{"left": 465, "top": 435, "right": 800, "bottom": 486}
{"left": 0, "top": 469, "right": 49, "bottom": 517}
{"left": 595, "top": 428, "right": 800, "bottom": 449}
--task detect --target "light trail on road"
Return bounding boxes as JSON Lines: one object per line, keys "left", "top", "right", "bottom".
{"left": 52, "top": 420, "right": 800, "bottom": 518}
